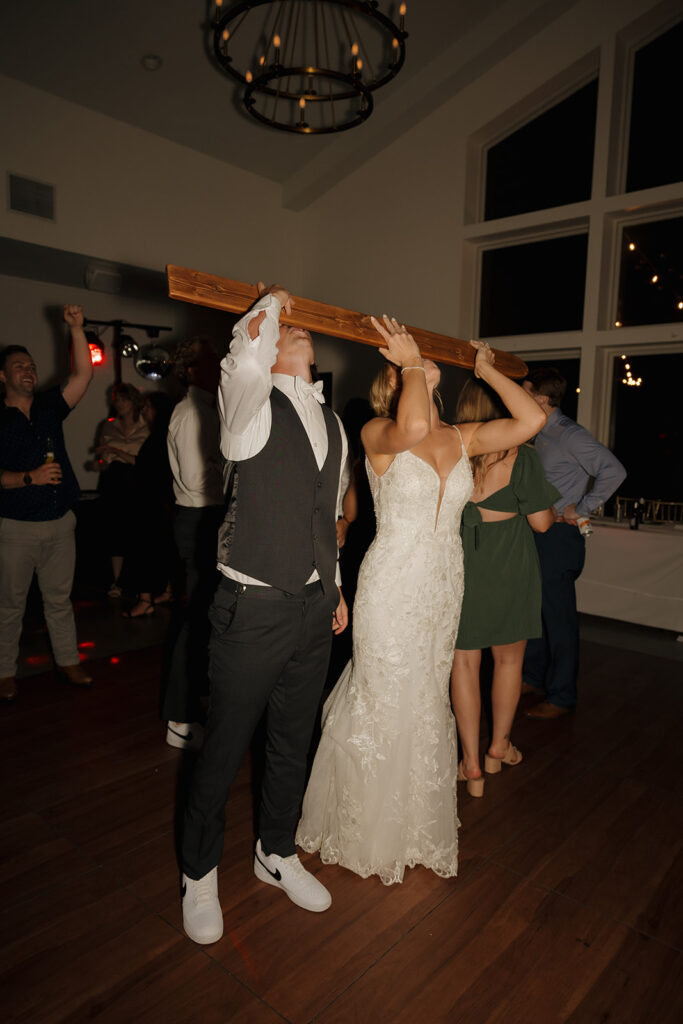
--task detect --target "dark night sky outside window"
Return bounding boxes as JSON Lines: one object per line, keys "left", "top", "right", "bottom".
{"left": 484, "top": 79, "right": 598, "bottom": 221}
{"left": 611, "top": 353, "right": 683, "bottom": 501}
{"left": 479, "top": 234, "right": 588, "bottom": 337}
{"left": 618, "top": 217, "right": 683, "bottom": 326}
{"left": 626, "top": 20, "right": 683, "bottom": 193}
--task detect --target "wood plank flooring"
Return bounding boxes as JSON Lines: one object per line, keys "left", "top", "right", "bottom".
{"left": 1, "top": 638, "right": 682, "bottom": 1023}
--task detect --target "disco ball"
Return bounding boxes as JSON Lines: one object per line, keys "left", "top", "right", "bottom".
{"left": 134, "top": 344, "right": 172, "bottom": 381}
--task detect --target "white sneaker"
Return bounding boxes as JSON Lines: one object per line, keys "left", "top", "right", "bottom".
{"left": 166, "top": 721, "right": 204, "bottom": 751}
{"left": 253, "top": 839, "right": 331, "bottom": 912}
{"left": 181, "top": 868, "right": 223, "bottom": 944}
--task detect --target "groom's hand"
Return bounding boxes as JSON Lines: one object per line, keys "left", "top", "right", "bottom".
{"left": 257, "top": 281, "right": 293, "bottom": 315}
{"left": 332, "top": 588, "right": 348, "bottom": 634}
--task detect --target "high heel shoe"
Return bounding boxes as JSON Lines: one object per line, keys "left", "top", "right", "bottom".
{"left": 122, "top": 599, "right": 155, "bottom": 619}
{"left": 457, "top": 762, "right": 485, "bottom": 798}
{"left": 484, "top": 744, "right": 523, "bottom": 774}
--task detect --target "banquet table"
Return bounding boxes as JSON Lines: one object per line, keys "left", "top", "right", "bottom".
{"left": 576, "top": 520, "right": 683, "bottom": 633}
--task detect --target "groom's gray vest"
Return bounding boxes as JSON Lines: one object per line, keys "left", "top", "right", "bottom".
{"left": 217, "top": 387, "right": 341, "bottom": 595}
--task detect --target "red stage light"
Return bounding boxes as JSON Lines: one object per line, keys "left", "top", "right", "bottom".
{"left": 89, "top": 342, "right": 104, "bottom": 365}
{"left": 110, "top": 657, "right": 120, "bottom": 665}
{"left": 78, "top": 641, "right": 96, "bottom": 649}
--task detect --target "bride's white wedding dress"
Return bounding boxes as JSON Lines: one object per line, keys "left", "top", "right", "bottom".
{"left": 296, "top": 431, "right": 473, "bottom": 884}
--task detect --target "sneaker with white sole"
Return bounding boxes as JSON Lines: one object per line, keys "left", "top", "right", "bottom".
{"left": 253, "top": 838, "right": 331, "bottom": 912}
{"left": 166, "top": 721, "right": 204, "bottom": 751}
{"left": 181, "top": 867, "right": 224, "bottom": 944}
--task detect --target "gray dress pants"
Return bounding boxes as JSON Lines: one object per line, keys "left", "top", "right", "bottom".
{"left": 0, "top": 510, "right": 78, "bottom": 677}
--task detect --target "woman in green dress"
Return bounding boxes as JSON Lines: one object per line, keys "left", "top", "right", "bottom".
{"left": 451, "top": 380, "right": 560, "bottom": 797}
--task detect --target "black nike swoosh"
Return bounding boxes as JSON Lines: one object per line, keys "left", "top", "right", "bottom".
{"left": 255, "top": 851, "right": 282, "bottom": 882}
{"left": 169, "top": 727, "right": 193, "bottom": 743}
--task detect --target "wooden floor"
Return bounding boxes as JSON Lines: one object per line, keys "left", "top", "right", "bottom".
{"left": 1, "top": 636, "right": 682, "bottom": 1023}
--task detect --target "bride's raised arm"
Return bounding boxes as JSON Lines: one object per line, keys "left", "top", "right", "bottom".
{"left": 361, "top": 316, "right": 431, "bottom": 460}
{"left": 459, "top": 341, "right": 547, "bottom": 456}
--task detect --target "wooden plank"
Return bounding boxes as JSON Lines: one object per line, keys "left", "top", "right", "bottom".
{"left": 166, "top": 265, "right": 528, "bottom": 378}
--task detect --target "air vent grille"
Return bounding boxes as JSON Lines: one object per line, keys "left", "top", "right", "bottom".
{"left": 9, "top": 174, "right": 55, "bottom": 220}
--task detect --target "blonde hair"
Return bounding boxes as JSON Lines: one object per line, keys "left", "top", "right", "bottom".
{"left": 369, "top": 362, "right": 400, "bottom": 418}
{"left": 368, "top": 361, "right": 443, "bottom": 420}
{"left": 455, "top": 379, "right": 509, "bottom": 484}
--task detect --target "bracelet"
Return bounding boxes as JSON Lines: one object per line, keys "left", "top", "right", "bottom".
{"left": 400, "top": 365, "right": 425, "bottom": 374}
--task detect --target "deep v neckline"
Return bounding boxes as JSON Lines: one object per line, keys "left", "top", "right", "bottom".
{"left": 406, "top": 446, "right": 465, "bottom": 531}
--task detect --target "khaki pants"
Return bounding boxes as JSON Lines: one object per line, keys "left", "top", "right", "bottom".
{"left": 0, "top": 511, "right": 78, "bottom": 678}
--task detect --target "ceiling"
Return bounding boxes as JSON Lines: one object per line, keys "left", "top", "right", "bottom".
{"left": 0, "top": 0, "right": 579, "bottom": 206}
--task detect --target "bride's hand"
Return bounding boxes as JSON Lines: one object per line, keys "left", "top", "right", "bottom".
{"left": 470, "top": 339, "right": 495, "bottom": 379}
{"left": 370, "top": 315, "right": 423, "bottom": 368}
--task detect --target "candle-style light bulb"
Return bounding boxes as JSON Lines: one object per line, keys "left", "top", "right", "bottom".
{"left": 399, "top": 3, "right": 407, "bottom": 31}
{"left": 299, "top": 97, "right": 306, "bottom": 110}
{"left": 215, "top": 0, "right": 223, "bottom": 22}
{"left": 246, "top": 70, "right": 253, "bottom": 83}
{"left": 351, "top": 42, "right": 359, "bottom": 56}
{"left": 273, "top": 33, "right": 281, "bottom": 63}
{"left": 356, "top": 58, "right": 363, "bottom": 73}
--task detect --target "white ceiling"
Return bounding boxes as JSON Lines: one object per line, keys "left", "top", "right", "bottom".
{"left": 0, "top": 0, "right": 579, "bottom": 205}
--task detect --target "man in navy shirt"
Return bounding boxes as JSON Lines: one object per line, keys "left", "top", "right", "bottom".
{"left": 0, "top": 305, "right": 94, "bottom": 701}
{"left": 522, "top": 368, "right": 626, "bottom": 718}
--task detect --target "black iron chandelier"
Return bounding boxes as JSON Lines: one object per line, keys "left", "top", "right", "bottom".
{"left": 211, "top": 0, "right": 408, "bottom": 134}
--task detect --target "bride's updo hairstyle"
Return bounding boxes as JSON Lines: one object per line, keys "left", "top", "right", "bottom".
{"left": 369, "top": 362, "right": 401, "bottom": 419}
{"left": 456, "top": 379, "right": 509, "bottom": 483}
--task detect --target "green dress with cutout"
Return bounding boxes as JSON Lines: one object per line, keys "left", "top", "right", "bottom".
{"left": 455, "top": 444, "right": 561, "bottom": 650}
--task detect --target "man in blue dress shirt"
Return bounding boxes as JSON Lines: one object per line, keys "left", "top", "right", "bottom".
{"left": 522, "top": 368, "right": 626, "bottom": 719}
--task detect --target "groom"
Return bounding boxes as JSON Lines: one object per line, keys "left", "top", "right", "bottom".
{"left": 180, "top": 282, "right": 348, "bottom": 944}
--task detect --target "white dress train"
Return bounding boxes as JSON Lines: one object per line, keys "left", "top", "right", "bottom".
{"left": 296, "top": 433, "right": 473, "bottom": 885}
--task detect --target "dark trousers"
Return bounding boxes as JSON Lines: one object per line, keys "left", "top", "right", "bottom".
{"left": 523, "top": 523, "right": 586, "bottom": 709}
{"left": 160, "top": 505, "right": 223, "bottom": 723}
{"left": 181, "top": 576, "right": 336, "bottom": 880}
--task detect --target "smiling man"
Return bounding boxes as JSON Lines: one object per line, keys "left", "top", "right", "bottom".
{"left": 0, "top": 305, "right": 94, "bottom": 702}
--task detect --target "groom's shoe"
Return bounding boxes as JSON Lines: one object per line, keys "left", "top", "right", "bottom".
{"left": 181, "top": 867, "right": 224, "bottom": 944}
{"left": 253, "top": 839, "right": 331, "bottom": 912}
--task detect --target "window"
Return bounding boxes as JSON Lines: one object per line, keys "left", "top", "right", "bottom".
{"left": 479, "top": 234, "right": 588, "bottom": 337}
{"left": 626, "top": 20, "right": 683, "bottom": 193}
{"left": 616, "top": 216, "right": 683, "bottom": 327}
{"left": 484, "top": 79, "right": 598, "bottom": 221}
{"left": 611, "top": 351, "right": 683, "bottom": 501}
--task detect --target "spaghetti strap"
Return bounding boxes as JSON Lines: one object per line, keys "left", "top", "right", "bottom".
{"left": 452, "top": 424, "right": 467, "bottom": 455}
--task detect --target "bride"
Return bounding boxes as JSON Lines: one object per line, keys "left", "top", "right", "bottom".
{"left": 296, "top": 317, "right": 545, "bottom": 884}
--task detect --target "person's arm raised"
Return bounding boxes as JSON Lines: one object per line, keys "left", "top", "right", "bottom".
{"left": 462, "top": 341, "right": 547, "bottom": 457}
{"left": 362, "top": 316, "right": 431, "bottom": 461}
{"left": 62, "top": 305, "right": 94, "bottom": 408}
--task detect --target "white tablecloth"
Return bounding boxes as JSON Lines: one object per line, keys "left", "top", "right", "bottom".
{"left": 576, "top": 521, "right": 683, "bottom": 632}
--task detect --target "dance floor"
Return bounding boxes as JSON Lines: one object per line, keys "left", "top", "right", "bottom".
{"left": 2, "top": 622, "right": 683, "bottom": 1023}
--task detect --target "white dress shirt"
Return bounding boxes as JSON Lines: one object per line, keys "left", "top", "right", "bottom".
{"left": 167, "top": 385, "right": 224, "bottom": 507}
{"left": 217, "top": 293, "right": 349, "bottom": 587}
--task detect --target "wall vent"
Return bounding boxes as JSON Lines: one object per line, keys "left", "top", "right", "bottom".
{"left": 8, "top": 174, "right": 55, "bottom": 220}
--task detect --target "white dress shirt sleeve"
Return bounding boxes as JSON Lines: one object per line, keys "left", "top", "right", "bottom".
{"left": 217, "top": 294, "right": 282, "bottom": 461}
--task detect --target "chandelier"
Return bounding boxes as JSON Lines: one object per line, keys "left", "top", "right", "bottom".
{"left": 211, "top": 0, "right": 408, "bottom": 134}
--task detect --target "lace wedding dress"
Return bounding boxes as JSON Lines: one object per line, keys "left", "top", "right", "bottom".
{"left": 296, "top": 432, "right": 473, "bottom": 884}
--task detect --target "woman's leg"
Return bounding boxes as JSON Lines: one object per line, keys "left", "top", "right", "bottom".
{"left": 488, "top": 639, "right": 526, "bottom": 758}
{"left": 451, "top": 648, "right": 483, "bottom": 776}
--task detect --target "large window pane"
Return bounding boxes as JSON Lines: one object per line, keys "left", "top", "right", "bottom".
{"left": 480, "top": 234, "right": 588, "bottom": 337}
{"left": 611, "top": 352, "right": 683, "bottom": 503}
{"left": 484, "top": 80, "right": 598, "bottom": 221}
{"left": 626, "top": 20, "right": 683, "bottom": 193}
{"left": 617, "top": 217, "right": 683, "bottom": 327}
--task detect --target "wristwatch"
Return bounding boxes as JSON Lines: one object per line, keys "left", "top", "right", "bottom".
{"left": 23, "top": 472, "right": 33, "bottom": 486}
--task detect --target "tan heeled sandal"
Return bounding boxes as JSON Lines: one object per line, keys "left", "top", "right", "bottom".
{"left": 484, "top": 744, "right": 523, "bottom": 774}
{"left": 457, "top": 762, "right": 485, "bottom": 798}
